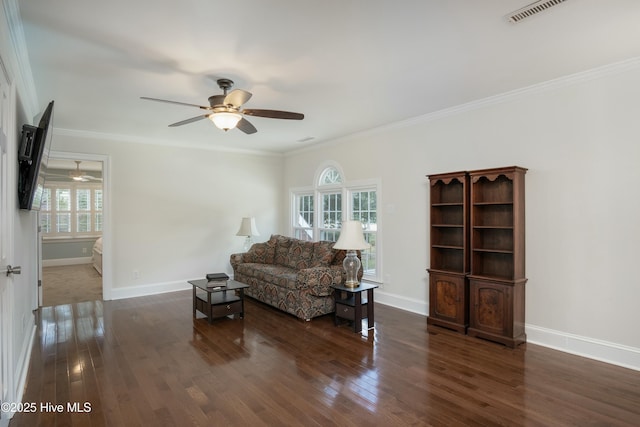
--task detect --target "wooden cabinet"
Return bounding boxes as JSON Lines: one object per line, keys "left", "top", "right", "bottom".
{"left": 427, "top": 172, "right": 470, "bottom": 333}
{"left": 427, "top": 166, "right": 527, "bottom": 347}
{"left": 428, "top": 272, "right": 468, "bottom": 333}
{"left": 468, "top": 278, "right": 526, "bottom": 347}
{"left": 467, "top": 166, "right": 527, "bottom": 347}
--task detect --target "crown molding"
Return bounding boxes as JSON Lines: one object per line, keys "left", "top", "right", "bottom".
{"left": 3, "top": 0, "right": 38, "bottom": 118}
{"left": 286, "top": 56, "right": 640, "bottom": 157}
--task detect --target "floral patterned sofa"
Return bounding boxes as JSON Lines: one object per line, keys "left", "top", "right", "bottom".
{"left": 230, "top": 234, "right": 362, "bottom": 320}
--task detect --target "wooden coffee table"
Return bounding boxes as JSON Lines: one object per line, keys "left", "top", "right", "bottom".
{"left": 189, "top": 279, "right": 249, "bottom": 324}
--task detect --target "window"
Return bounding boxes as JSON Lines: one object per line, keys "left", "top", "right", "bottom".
{"left": 291, "top": 164, "right": 381, "bottom": 282}
{"left": 351, "top": 189, "right": 377, "bottom": 276}
{"left": 319, "top": 167, "right": 343, "bottom": 185}
{"left": 293, "top": 193, "right": 314, "bottom": 241}
{"left": 41, "top": 182, "right": 103, "bottom": 238}
{"left": 320, "top": 192, "right": 342, "bottom": 241}
{"left": 55, "top": 188, "right": 71, "bottom": 232}
{"left": 40, "top": 188, "right": 52, "bottom": 232}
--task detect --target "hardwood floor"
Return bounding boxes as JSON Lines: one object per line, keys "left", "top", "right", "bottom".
{"left": 10, "top": 290, "right": 640, "bottom": 426}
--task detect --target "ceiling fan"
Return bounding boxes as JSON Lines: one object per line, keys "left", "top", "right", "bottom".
{"left": 141, "top": 78, "right": 304, "bottom": 134}
{"left": 66, "top": 161, "right": 102, "bottom": 182}
{"left": 46, "top": 161, "right": 102, "bottom": 182}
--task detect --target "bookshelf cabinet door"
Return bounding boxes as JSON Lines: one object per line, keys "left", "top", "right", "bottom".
{"left": 468, "top": 278, "right": 526, "bottom": 348}
{"left": 427, "top": 272, "right": 468, "bottom": 333}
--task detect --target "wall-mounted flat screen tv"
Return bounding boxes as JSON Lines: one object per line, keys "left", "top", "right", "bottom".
{"left": 17, "top": 100, "right": 54, "bottom": 210}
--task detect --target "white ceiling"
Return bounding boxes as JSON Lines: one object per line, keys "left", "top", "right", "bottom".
{"left": 17, "top": 0, "right": 640, "bottom": 154}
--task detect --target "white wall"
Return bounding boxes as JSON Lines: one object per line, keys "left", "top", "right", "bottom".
{"left": 1, "top": 2, "right": 39, "bottom": 423}
{"left": 284, "top": 61, "right": 640, "bottom": 370}
{"left": 52, "top": 133, "right": 283, "bottom": 299}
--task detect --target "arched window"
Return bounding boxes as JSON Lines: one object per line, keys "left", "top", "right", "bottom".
{"left": 291, "top": 163, "right": 380, "bottom": 282}
{"left": 318, "top": 167, "right": 343, "bottom": 186}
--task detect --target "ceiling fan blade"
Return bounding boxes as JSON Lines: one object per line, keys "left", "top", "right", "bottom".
{"left": 242, "top": 109, "right": 304, "bottom": 120}
{"left": 168, "top": 114, "right": 210, "bottom": 127}
{"left": 141, "top": 97, "right": 210, "bottom": 110}
{"left": 224, "top": 89, "right": 252, "bottom": 108}
{"left": 236, "top": 118, "right": 257, "bottom": 134}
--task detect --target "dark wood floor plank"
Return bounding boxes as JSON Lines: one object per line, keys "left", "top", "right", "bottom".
{"left": 9, "top": 290, "right": 640, "bottom": 426}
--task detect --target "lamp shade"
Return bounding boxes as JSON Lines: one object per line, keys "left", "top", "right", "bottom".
{"left": 210, "top": 112, "right": 242, "bottom": 130}
{"left": 236, "top": 217, "right": 260, "bottom": 237}
{"left": 333, "top": 220, "right": 370, "bottom": 250}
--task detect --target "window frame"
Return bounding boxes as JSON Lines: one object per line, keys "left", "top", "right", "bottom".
{"left": 318, "top": 189, "right": 342, "bottom": 242}
{"left": 292, "top": 191, "right": 315, "bottom": 241}
{"left": 348, "top": 185, "right": 378, "bottom": 279}
{"left": 41, "top": 181, "right": 103, "bottom": 240}
{"left": 290, "top": 165, "right": 382, "bottom": 283}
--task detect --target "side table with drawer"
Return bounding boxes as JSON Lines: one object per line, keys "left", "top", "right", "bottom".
{"left": 331, "top": 283, "right": 379, "bottom": 333}
{"left": 189, "top": 279, "right": 249, "bottom": 324}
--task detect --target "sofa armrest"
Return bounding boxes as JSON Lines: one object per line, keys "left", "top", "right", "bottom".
{"left": 297, "top": 266, "right": 342, "bottom": 296}
{"left": 230, "top": 253, "right": 245, "bottom": 270}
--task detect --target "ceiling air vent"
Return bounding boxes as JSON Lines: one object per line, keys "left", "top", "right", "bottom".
{"left": 508, "top": 0, "right": 568, "bottom": 23}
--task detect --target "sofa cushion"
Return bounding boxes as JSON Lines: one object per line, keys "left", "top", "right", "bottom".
{"left": 264, "top": 235, "right": 279, "bottom": 263}
{"left": 285, "top": 240, "right": 315, "bottom": 269}
{"left": 273, "top": 234, "right": 294, "bottom": 266}
{"left": 332, "top": 249, "right": 347, "bottom": 266}
{"left": 310, "top": 241, "right": 335, "bottom": 267}
{"left": 236, "top": 263, "right": 298, "bottom": 290}
{"left": 243, "top": 236, "right": 277, "bottom": 264}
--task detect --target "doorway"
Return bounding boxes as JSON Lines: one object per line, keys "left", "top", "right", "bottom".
{"left": 43, "top": 151, "right": 111, "bottom": 306}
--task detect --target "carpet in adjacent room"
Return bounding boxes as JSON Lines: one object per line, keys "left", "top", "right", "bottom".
{"left": 42, "top": 264, "right": 103, "bottom": 307}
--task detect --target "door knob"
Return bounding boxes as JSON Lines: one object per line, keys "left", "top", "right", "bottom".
{"left": 4, "top": 265, "right": 22, "bottom": 276}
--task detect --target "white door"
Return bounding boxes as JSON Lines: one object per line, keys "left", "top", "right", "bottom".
{"left": 0, "top": 60, "right": 17, "bottom": 423}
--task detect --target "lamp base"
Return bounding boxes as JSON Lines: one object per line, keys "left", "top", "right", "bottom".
{"left": 342, "top": 250, "right": 361, "bottom": 289}
{"left": 343, "top": 280, "right": 359, "bottom": 289}
{"left": 243, "top": 236, "right": 253, "bottom": 252}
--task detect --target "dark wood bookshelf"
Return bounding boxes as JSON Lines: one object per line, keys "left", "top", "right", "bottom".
{"left": 427, "top": 171, "right": 470, "bottom": 333}
{"left": 427, "top": 166, "right": 527, "bottom": 347}
{"left": 468, "top": 166, "right": 527, "bottom": 347}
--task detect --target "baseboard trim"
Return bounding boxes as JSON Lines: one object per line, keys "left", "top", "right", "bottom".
{"left": 375, "top": 290, "right": 428, "bottom": 316}
{"left": 109, "top": 280, "right": 192, "bottom": 300}
{"left": 5, "top": 323, "right": 36, "bottom": 423}
{"left": 526, "top": 324, "right": 640, "bottom": 372}
{"left": 42, "top": 257, "right": 92, "bottom": 267}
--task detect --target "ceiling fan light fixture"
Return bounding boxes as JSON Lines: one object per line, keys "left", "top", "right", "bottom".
{"left": 210, "top": 112, "right": 242, "bottom": 131}
{"left": 69, "top": 161, "right": 84, "bottom": 180}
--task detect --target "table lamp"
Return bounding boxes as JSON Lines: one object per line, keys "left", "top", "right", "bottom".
{"left": 236, "top": 217, "right": 259, "bottom": 251}
{"left": 333, "top": 220, "right": 370, "bottom": 288}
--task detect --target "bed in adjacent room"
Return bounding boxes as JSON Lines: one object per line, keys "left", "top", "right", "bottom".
{"left": 92, "top": 237, "right": 103, "bottom": 276}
